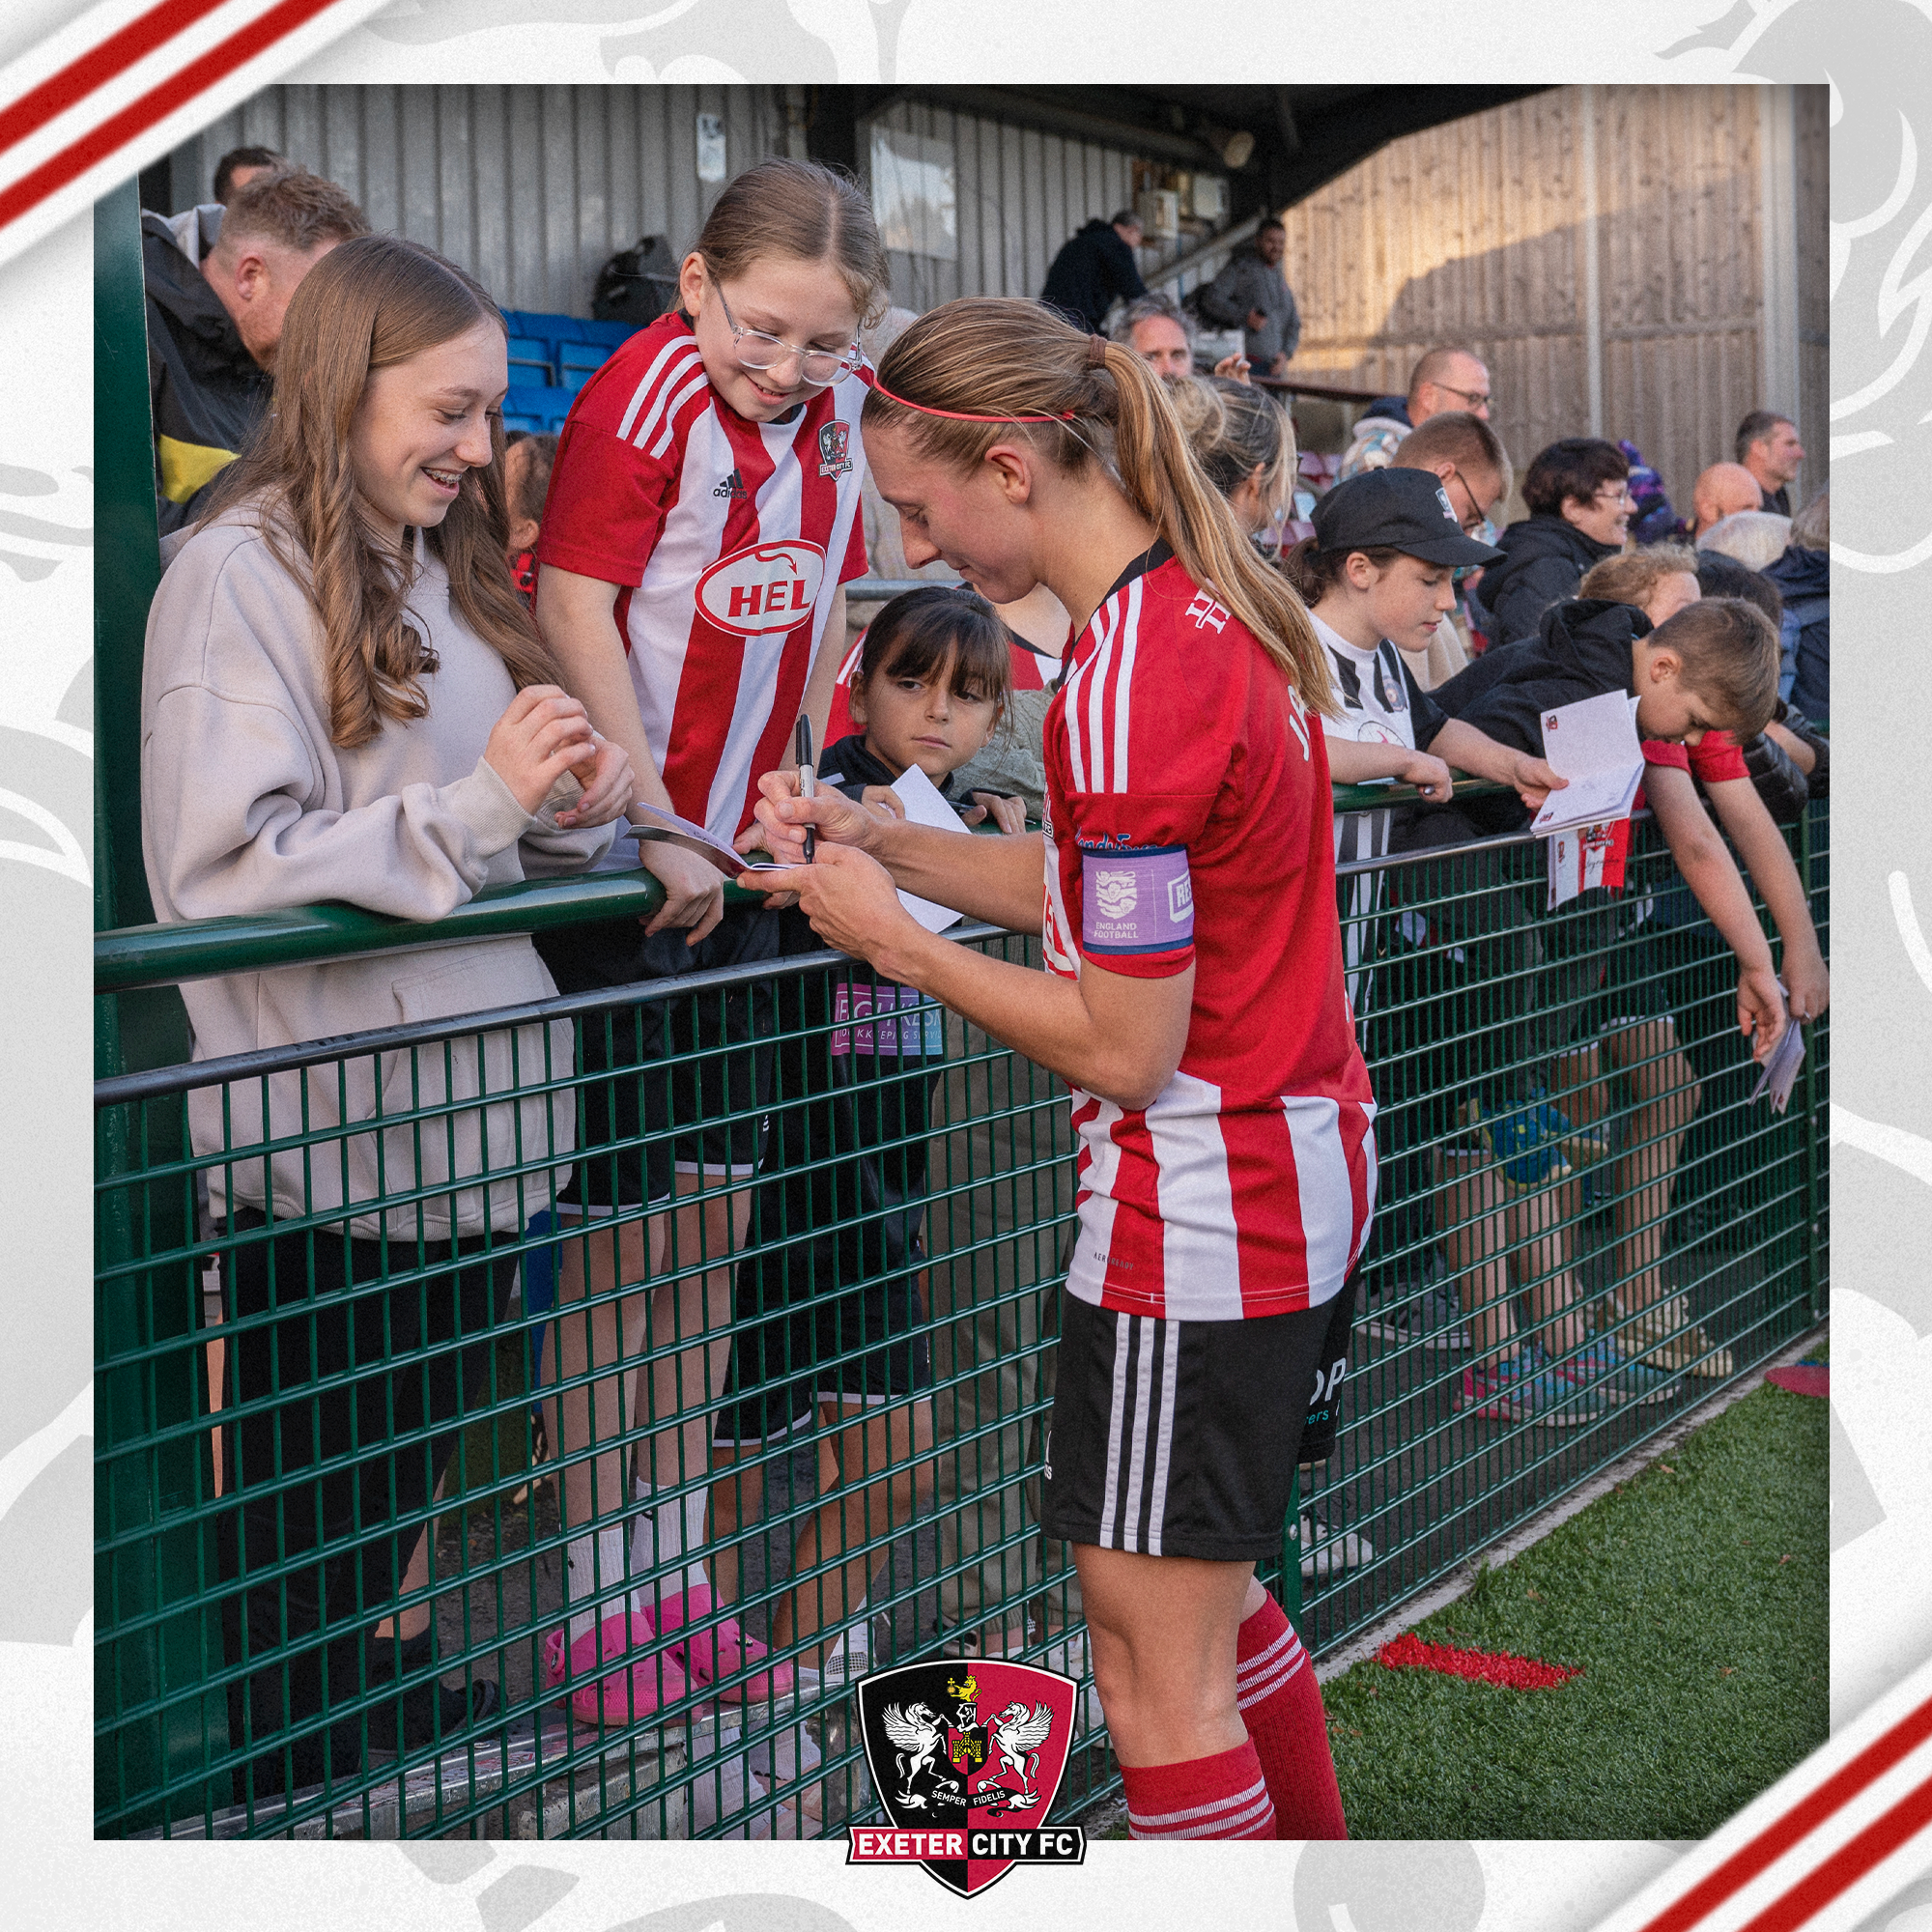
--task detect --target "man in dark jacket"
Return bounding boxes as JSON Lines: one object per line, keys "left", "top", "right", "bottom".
{"left": 1039, "top": 211, "right": 1147, "bottom": 333}
{"left": 144, "top": 167, "right": 368, "bottom": 537}
{"left": 1475, "top": 438, "right": 1632, "bottom": 646}
{"left": 1195, "top": 217, "right": 1300, "bottom": 375}
{"left": 1736, "top": 410, "right": 1805, "bottom": 518}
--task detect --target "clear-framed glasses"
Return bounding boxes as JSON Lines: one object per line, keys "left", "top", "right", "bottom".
{"left": 708, "top": 268, "right": 861, "bottom": 387}
{"left": 1432, "top": 382, "right": 1492, "bottom": 411}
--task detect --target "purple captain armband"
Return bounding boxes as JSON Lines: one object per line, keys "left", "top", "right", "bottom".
{"left": 1080, "top": 843, "right": 1194, "bottom": 955}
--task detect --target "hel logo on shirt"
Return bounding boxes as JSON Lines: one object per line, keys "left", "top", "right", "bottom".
{"left": 819, "top": 418, "right": 854, "bottom": 477}
{"left": 696, "top": 538, "right": 827, "bottom": 636}
{"left": 1094, "top": 869, "right": 1139, "bottom": 919}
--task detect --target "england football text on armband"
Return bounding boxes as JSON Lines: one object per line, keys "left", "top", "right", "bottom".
{"left": 1078, "top": 841, "right": 1194, "bottom": 955}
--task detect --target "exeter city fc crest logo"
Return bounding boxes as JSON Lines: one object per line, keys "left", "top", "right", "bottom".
{"left": 850, "top": 1659, "right": 1087, "bottom": 1897}
{"left": 818, "top": 418, "right": 853, "bottom": 477}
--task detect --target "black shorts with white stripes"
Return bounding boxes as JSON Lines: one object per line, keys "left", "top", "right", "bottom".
{"left": 1039, "top": 1290, "right": 1337, "bottom": 1562}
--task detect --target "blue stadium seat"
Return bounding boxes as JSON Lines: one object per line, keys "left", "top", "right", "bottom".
{"left": 503, "top": 384, "right": 573, "bottom": 434}
{"left": 580, "top": 318, "right": 640, "bottom": 347}
{"left": 557, "top": 341, "right": 611, "bottom": 393}
{"left": 506, "top": 334, "right": 554, "bottom": 384}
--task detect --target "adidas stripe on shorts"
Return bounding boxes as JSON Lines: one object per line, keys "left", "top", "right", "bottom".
{"left": 1040, "top": 1289, "right": 1337, "bottom": 1562}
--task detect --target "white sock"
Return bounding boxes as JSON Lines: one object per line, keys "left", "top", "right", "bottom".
{"left": 564, "top": 1524, "right": 632, "bottom": 1645}
{"left": 631, "top": 1481, "right": 710, "bottom": 1603}
{"left": 823, "top": 1602, "right": 870, "bottom": 1675}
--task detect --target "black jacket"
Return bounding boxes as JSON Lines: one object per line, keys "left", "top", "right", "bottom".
{"left": 1040, "top": 218, "right": 1148, "bottom": 333}
{"left": 1764, "top": 542, "right": 1830, "bottom": 722}
{"left": 1477, "top": 515, "right": 1623, "bottom": 646}
{"left": 1433, "top": 597, "right": 1651, "bottom": 832}
{"left": 143, "top": 206, "right": 270, "bottom": 538}
{"left": 820, "top": 733, "right": 1011, "bottom": 816}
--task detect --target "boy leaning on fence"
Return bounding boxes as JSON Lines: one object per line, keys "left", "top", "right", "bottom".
{"left": 1417, "top": 592, "right": 1791, "bottom": 1401}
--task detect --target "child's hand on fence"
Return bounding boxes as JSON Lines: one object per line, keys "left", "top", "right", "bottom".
{"left": 1394, "top": 750, "right": 1456, "bottom": 802}
{"left": 1784, "top": 946, "right": 1830, "bottom": 1024}
{"left": 1737, "top": 962, "right": 1788, "bottom": 1061}
{"left": 751, "top": 769, "right": 895, "bottom": 862}
{"left": 745, "top": 842, "right": 920, "bottom": 964}
{"left": 962, "top": 791, "right": 1029, "bottom": 834}
{"left": 1503, "top": 752, "right": 1567, "bottom": 811}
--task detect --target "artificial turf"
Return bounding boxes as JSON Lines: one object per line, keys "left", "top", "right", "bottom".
{"left": 1323, "top": 1373, "right": 1829, "bottom": 1839}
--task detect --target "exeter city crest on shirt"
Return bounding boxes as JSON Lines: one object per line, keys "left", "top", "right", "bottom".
{"left": 694, "top": 537, "right": 827, "bottom": 637}
{"left": 818, "top": 418, "right": 853, "bottom": 477}
{"left": 849, "top": 1659, "right": 1086, "bottom": 1897}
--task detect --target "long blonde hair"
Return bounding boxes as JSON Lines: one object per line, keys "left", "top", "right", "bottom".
{"left": 204, "top": 234, "right": 559, "bottom": 749}
{"left": 861, "top": 298, "right": 1334, "bottom": 714}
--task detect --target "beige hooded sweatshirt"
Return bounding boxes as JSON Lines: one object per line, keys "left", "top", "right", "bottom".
{"left": 141, "top": 507, "right": 613, "bottom": 1241}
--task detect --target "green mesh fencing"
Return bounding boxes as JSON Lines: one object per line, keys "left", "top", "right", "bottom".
{"left": 94, "top": 797, "right": 1827, "bottom": 1839}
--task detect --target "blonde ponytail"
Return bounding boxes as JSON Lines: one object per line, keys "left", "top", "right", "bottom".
{"left": 862, "top": 298, "right": 1335, "bottom": 716}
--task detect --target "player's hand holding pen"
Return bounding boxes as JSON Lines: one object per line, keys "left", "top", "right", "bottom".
{"left": 744, "top": 766, "right": 899, "bottom": 868}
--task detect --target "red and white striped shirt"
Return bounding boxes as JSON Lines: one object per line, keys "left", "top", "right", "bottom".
{"left": 1042, "top": 550, "right": 1377, "bottom": 1321}
{"left": 822, "top": 626, "right": 1060, "bottom": 745}
{"left": 536, "top": 313, "right": 870, "bottom": 838}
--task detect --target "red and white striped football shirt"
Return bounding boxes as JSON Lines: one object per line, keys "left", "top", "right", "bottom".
{"left": 535, "top": 313, "right": 870, "bottom": 838}
{"left": 1042, "top": 550, "right": 1378, "bottom": 1321}
{"left": 822, "top": 625, "right": 1060, "bottom": 745}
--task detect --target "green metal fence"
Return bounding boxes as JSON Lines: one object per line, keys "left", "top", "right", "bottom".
{"left": 94, "top": 792, "right": 1828, "bottom": 1839}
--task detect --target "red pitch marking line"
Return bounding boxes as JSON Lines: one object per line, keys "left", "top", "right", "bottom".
{"left": 1614, "top": 1690, "right": 1932, "bottom": 1932}
{"left": 1378, "top": 1633, "right": 1581, "bottom": 1690}
{"left": 0, "top": 0, "right": 347, "bottom": 232}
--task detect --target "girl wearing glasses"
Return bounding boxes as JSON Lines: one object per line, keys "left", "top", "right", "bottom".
{"left": 526, "top": 159, "right": 890, "bottom": 1733}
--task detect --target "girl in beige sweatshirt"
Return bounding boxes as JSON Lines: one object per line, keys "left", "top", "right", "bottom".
{"left": 139, "top": 235, "right": 632, "bottom": 1802}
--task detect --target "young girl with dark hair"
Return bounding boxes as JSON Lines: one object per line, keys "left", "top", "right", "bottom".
{"left": 745, "top": 298, "right": 1369, "bottom": 1840}
{"left": 527, "top": 156, "right": 894, "bottom": 1724}
{"left": 142, "top": 233, "right": 634, "bottom": 1799}
{"left": 707, "top": 586, "right": 1020, "bottom": 1827}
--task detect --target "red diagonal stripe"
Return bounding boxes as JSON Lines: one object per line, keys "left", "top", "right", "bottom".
{"left": 0, "top": 0, "right": 232, "bottom": 157}
{"left": 1737, "top": 1768, "right": 1932, "bottom": 1932}
{"left": 1638, "top": 1694, "right": 1932, "bottom": 1932}
{"left": 1378, "top": 1633, "right": 1581, "bottom": 1690}
{"left": 0, "top": 0, "right": 343, "bottom": 233}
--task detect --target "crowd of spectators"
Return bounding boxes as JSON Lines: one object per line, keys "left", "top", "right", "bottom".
{"left": 131, "top": 156, "right": 1829, "bottom": 1832}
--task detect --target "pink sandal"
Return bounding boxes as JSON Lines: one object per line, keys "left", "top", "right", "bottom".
{"left": 543, "top": 1612, "right": 688, "bottom": 1725}
{"left": 656, "top": 1586, "right": 792, "bottom": 1702}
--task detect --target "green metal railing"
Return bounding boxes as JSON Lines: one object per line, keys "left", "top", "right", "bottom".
{"left": 94, "top": 794, "right": 1828, "bottom": 1839}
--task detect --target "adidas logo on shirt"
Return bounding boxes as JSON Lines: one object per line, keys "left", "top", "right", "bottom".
{"left": 714, "top": 469, "right": 748, "bottom": 499}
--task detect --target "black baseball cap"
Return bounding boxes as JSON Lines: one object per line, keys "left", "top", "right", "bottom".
{"left": 1311, "top": 467, "right": 1505, "bottom": 567}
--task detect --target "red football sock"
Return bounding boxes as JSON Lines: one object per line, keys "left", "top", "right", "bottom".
{"left": 1236, "top": 1591, "right": 1348, "bottom": 1839}
{"left": 1120, "top": 1740, "right": 1276, "bottom": 1840}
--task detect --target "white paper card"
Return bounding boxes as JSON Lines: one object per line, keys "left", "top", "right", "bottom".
{"left": 881, "top": 762, "right": 972, "bottom": 933}
{"left": 1530, "top": 689, "right": 1646, "bottom": 837}
{"left": 1751, "top": 985, "right": 1807, "bottom": 1114}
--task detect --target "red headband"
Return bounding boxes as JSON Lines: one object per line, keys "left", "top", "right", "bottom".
{"left": 862, "top": 364, "right": 1077, "bottom": 424}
